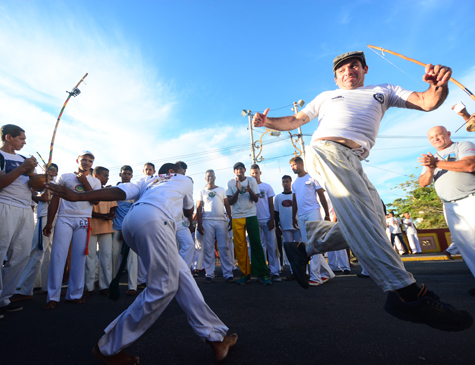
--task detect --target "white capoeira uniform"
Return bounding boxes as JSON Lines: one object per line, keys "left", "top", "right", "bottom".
{"left": 446, "top": 242, "right": 459, "bottom": 255}
{"left": 274, "top": 192, "right": 300, "bottom": 267}
{"left": 323, "top": 193, "right": 350, "bottom": 272}
{"left": 424, "top": 141, "right": 475, "bottom": 278}
{"left": 46, "top": 173, "right": 101, "bottom": 302}
{"left": 292, "top": 174, "right": 334, "bottom": 284}
{"left": 176, "top": 216, "right": 195, "bottom": 269}
{"left": 227, "top": 223, "right": 237, "bottom": 270}
{"left": 402, "top": 217, "right": 421, "bottom": 253}
{"left": 255, "top": 182, "right": 280, "bottom": 276}
{"left": 97, "top": 173, "right": 229, "bottom": 356}
{"left": 16, "top": 198, "right": 57, "bottom": 295}
{"left": 199, "top": 186, "right": 234, "bottom": 279}
{"left": 0, "top": 151, "right": 35, "bottom": 307}
{"left": 301, "top": 83, "right": 416, "bottom": 292}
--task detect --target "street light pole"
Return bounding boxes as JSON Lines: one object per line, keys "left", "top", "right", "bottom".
{"left": 291, "top": 100, "right": 306, "bottom": 160}
{"left": 242, "top": 109, "right": 256, "bottom": 164}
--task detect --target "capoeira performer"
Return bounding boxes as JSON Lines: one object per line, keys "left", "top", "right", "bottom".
{"left": 253, "top": 51, "right": 472, "bottom": 331}
{"left": 387, "top": 212, "right": 411, "bottom": 255}
{"left": 289, "top": 156, "right": 334, "bottom": 286}
{"left": 419, "top": 125, "right": 475, "bottom": 296}
{"left": 402, "top": 212, "right": 422, "bottom": 254}
{"left": 274, "top": 175, "right": 299, "bottom": 272}
{"left": 250, "top": 164, "right": 281, "bottom": 281}
{"left": 46, "top": 162, "right": 237, "bottom": 364}
{"left": 12, "top": 163, "right": 58, "bottom": 302}
{"left": 197, "top": 169, "right": 234, "bottom": 283}
{"left": 43, "top": 150, "right": 101, "bottom": 309}
{"left": 0, "top": 124, "right": 38, "bottom": 315}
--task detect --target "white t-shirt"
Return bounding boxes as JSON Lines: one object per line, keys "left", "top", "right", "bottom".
{"left": 402, "top": 218, "right": 416, "bottom": 232}
{"left": 274, "top": 192, "right": 295, "bottom": 231}
{"left": 255, "top": 182, "right": 275, "bottom": 222}
{"left": 199, "top": 186, "right": 227, "bottom": 221}
{"left": 226, "top": 176, "right": 260, "bottom": 219}
{"left": 386, "top": 217, "right": 401, "bottom": 234}
{"left": 0, "top": 151, "right": 31, "bottom": 208}
{"left": 118, "top": 173, "right": 193, "bottom": 222}
{"left": 57, "top": 173, "right": 102, "bottom": 218}
{"left": 302, "top": 84, "right": 412, "bottom": 154}
{"left": 291, "top": 174, "right": 322, "bottom": 216}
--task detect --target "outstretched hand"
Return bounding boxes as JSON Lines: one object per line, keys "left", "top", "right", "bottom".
{"left": 422, "top": 64, "right": 452, "bottom": 87}
{"left": 252, "top": 108, "right": 269, "bottom": 128}
{"left": 44, "top": 182, "right": 80, "bottom": 202}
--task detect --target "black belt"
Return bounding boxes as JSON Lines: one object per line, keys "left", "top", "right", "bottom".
{"left": 324, "top": 140, "right": 352, "bottom": 149}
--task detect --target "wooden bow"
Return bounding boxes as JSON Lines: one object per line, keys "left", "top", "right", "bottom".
{"left": 367, "top": 45, "right": 475, "bottom": 103}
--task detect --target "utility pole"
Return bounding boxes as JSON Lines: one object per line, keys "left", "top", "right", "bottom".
{"left": 241, "top": 109, "right": 256, "bottom": 164}
{"left": 291, "top": 100, "right": 306, "bottom": 160}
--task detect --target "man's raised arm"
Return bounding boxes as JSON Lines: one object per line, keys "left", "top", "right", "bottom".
{"left": 406, "top": 64, "right": 452, "bottom": 112}
{"left": 253, "top": 108, "right": 311, "bottom": 131}
{"left": 46, "top": 183, "right": 127, "bottom": 202}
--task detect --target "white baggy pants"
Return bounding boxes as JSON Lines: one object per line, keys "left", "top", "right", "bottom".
{"left": 176, "top": 224, "right": 195, "bottom": 269}
{"left": 85, "top": 233, "right": 113, "bottom": 291}
{"left": 328, "top": 249, "right": 350, "bottom": 271}
{"left": 0, "top": 203, "right": 34, "bottom": 307}
{"left": 305, "top": 141, "right": 415, "bottom": 291}
{"left": 298, "top": 210, "right": 335, "bottom": 283}
{"left": 405, "top": 228, "right": 421, "bottom": 253}
{"left": 98, "top": 203, "right": 228, "bottom": 356}
{"left": 444, "top": 195, "right": 475, "bottom": 278}
{"left": 111, "top": 230, "right": 138, "bottom": 290}
{"left": 46, "top": 216, "right": 89, "bottom": 302}
{"left": 202, "top": 219, "right": 233, "bottom": 279}
{"left": 258, "top": 221, "right": 281, "bottom": 276}
{"left": 16, "top": 216, "right": 54, "bottom": 295}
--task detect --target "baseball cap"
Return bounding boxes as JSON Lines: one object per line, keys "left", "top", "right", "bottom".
{"left": 333, "top": 51, "right": 366, "bottom": 72}
{"left": 233, "top": 162, "right": 245, "bottom": 170}
{"left": 78, "top": 150, "right": 95, "bottom": 159}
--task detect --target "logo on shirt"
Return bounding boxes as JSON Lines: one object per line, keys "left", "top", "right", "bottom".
{"left": 373, "top": 93, "right": 384, "bottom": 104}
{"left": 259, "top": 190, "right": 266, "bottom": 198}
{"left": 239, "top": 187, "right": 247, "bottom": 194}
{"left": 75, "top": 184, "right": 85, "bottom": 192}
{"left": 208, "top": 191, "right": 216, "bottom": 198}
{"left": 282, "top": 200, "right": 292, "bottom": 208}
{"left": 331, "top": 95, "right": 344, "bottom": 101}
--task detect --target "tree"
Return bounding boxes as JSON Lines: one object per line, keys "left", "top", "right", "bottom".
{"left": 386, "top": 174, "right": 447, "bottom": 229}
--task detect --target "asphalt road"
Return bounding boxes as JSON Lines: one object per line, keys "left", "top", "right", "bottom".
{"left": 1, "top": 260, "right": 474, "bottom": 365}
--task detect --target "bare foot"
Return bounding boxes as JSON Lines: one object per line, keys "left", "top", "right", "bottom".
{"left": 126, "top": 290, "right": 137, "bottom": 296}
{"left": 43, "top": 301, "right": 58, "bottom": 309}
{"left": 10, "top": 294, "right": 33, "bottom": 302}
{"left": 208, "top": 333, "right": 238, "bottom": 362}
{"left": 65, "top": 298, "right": 86, "bottom": 304}
{"left": 92, "top": 344, "right": 139, "bottom": 364}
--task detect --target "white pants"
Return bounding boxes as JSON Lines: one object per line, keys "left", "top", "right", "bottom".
{"left": 298, "top": 210, "right": 335, "bottom": 283}
{"left": 405, "top": 228, "right": 421, "bottom": 253}
{"left": 202, "top": 220, "right": 233, "bottom": 279}
{"left": 192, "top": 231, "right": 204, "bottom": 271}
{"left": 258, "top": 221, "right": 280, "bottom": 276}
{"left": 444, "top": 195, "right": 475, "bottom": 278}
{"left": 305, "top": 141, "right": 415, "bottom": 291}
{"left": 98, "top": 203, "right": 228, "bottom": 356}
{"left": 227, "top": 234, "right": 236, "bottom": 270}
{"left": 16, "top": 216, "right": 53, "bottom": 295}
{"left": 328, "top": 249, "right": 350, "bottom": 271}
{"left": 85, "top": 233, "right": 113, "bottom": 291}
{"left": 446, "top": 242, "right": 459, "bottom": 255}
{"left": 176, "top": 225, "right": 195, "bottom": 269}
{"left": 47, "top": 216, "right": 89, "bottom": 302}
{"left": 0, "top": 203, "right": 34, "bottom": 307}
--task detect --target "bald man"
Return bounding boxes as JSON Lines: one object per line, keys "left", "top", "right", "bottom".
{"left": 419, "top": 126, "right": 475, "bottom": 296}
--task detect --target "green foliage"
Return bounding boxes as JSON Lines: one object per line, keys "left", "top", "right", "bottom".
{"left": 386, "top": 174, "right": 447, "bottom": 229}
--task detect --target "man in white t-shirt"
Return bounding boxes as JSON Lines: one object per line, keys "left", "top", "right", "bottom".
{"left": 386, "top": 212, "right": 410, "bottom": 255}
{"left": 250, "top": 164, "right": 281, "bottom": 281}
{"left": 0, "top": 124, "right": 38, "bottom": 315}
{"left": 197, "top": 169, "right": 234, "bottom": 283}
{"left": 43, "top": 150, "right": 102, "bottom": 309}
{"left": 226, "top": 162, "right": 270, "bottom": 285}
{"left": 290, "top": 156, "right": 334, "bottom": 286}
{"left": 46, "top": 162, "right": 237, "bottom": 363}
{"left": 419, "top": 125, "right": 475, "bottom": 295}
{"left": 253, "top": 51, "right": 472, "bottom": 331}
{"left": 402, "top": 212, "right": 421, "bottom": 254}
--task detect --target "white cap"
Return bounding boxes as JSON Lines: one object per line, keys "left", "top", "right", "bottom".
{"left": 78, "top": 150, "right": 95, "bottom": 159}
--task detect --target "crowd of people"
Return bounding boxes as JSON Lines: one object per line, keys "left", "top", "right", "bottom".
{"left": 1, "top": 49, "right": 475, "bottom": 364}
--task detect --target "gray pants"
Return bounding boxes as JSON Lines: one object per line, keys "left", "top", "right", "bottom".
{"left": 304, "top": 140, "right": 415, "bottom": 292}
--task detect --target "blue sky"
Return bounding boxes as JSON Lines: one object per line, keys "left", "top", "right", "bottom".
{"left": 1, "top": 0, "right": 474, "bottom": 206}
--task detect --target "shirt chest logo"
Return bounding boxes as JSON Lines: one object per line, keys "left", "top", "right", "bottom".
{"left": 208, "top": 191, "right": 216, "bottom": 198}
{"left": 75, "top": 184, "right": 85, "bottom": 192}
{"left": 259, "top": 190, "right": 266, "bottom": 198}
{"left": 373, "top": 93, "right": 384, "bottom": 104}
